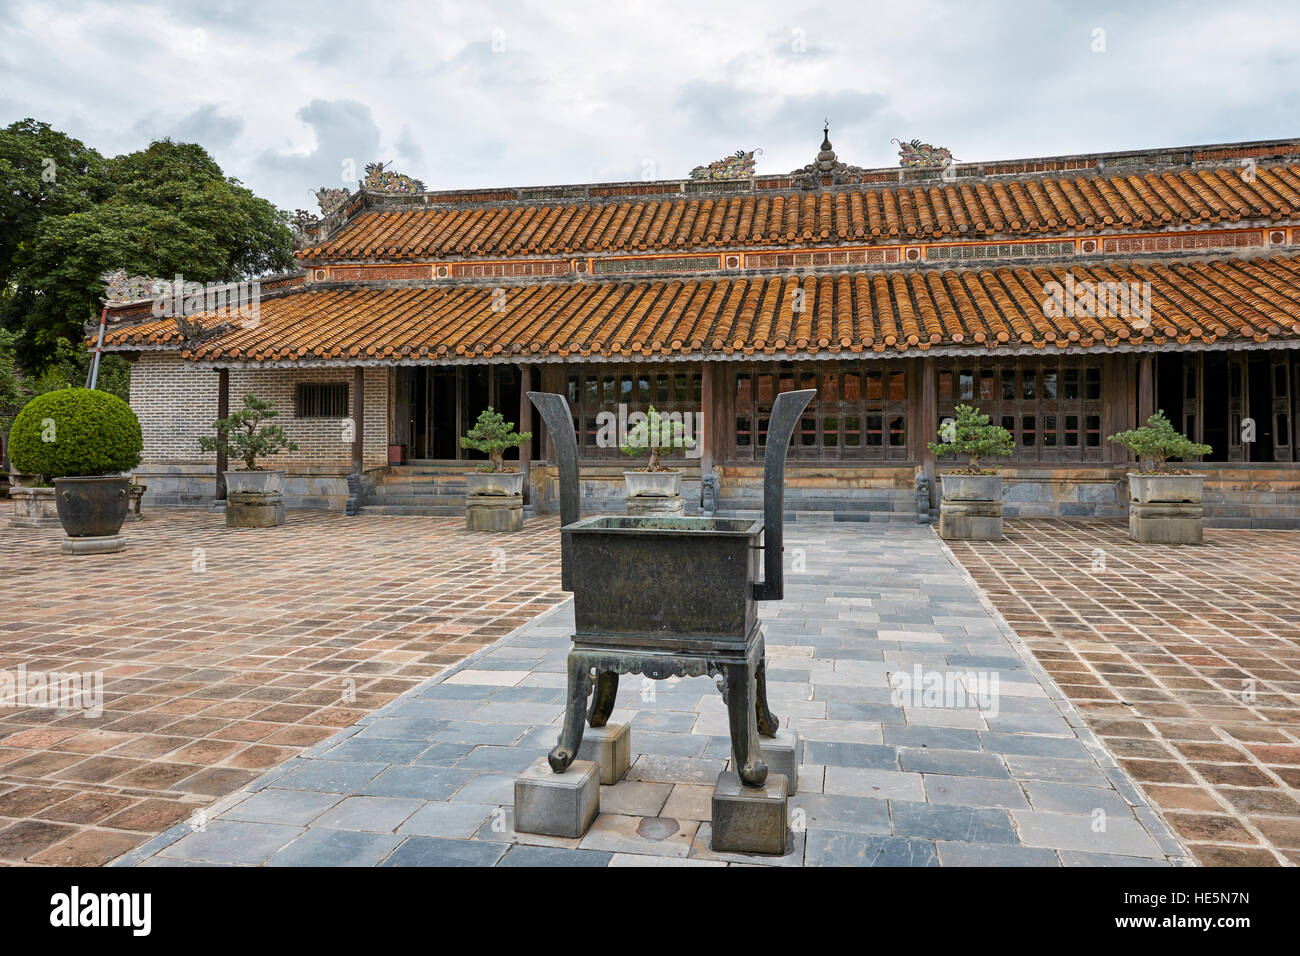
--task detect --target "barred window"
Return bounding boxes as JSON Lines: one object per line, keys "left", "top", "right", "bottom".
{"left": 564, "top": 364, "right": 702, "bottom": 461}
{"left": 295, "top": 382, "right": 349, "bottom": 418}
{"left": 730, "top": 361, "right": 908, "bottom": 461}
{"left": 936, "top": 357, "right": 1103, "bottom": 463}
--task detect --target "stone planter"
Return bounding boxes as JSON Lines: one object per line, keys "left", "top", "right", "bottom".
{"left": 9, "top": 484, "right": 61, "bottom": 529}
{"left": 53, "top": 476, "right": 131, "bottom": 554}
{"left": 224, "top": 469, "right": 285, "bottom": 496}
{"left": 937, "top": 473, "right": 1003, "bottom": 541}
{"left": 466, "top": 470, "right": 524, "bottom": 532}
{"left": 625, "top": 469, "right": 684, "bottom": 517}
{"left": 224, "top": 469, "right": 286, "bottom": 528}
{"left": 1127, "top": 473, "right": 1204, "bottom": 544}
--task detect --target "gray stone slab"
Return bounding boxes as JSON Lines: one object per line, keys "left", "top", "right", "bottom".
{"left": 789, "top": 793, "right": 891, "bottom": 835}
{"left": 498, "top": 845, "right": 612, "bottom": 867}
{"left": 936, "top": 841, "right": 1060, "bottom": 867}
{"left": 923, "top": 774, "right": 1030, "bottom": 810}
{"left": 399, "top": 801, "right": 497, "bottom": 839}
{"left": 310, "top": 796, "right": 424, "bottom": 832}
{"left": 381, "top": 836, "right": 509, "bottom": 867}
{"left": 273, "top": 760, "right": 390, "bottom": 795}
{"left": 804, "top": 830, "right": 939, "bottom": 867}
{"left": 358, "top": 765, "right": 475, "bottom": 800}
{"left": 158, "top": 821, "right": 304, "bottom": 864}
{"left": 267, "top": 828, "right": 403, "bottom": 866}
{"left": 899, "top": 748, "right": 1008, "bottom": 778}
{"left": 889, "top": 800, "right": 1017, "bottom": 844}
{"left": 802, "top": 741, "right": 898, "bottom": 770}
{"left": 222, "top": 788, "right": 342, "bottom": 826}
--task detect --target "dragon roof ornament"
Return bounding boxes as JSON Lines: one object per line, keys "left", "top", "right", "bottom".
{"left": 102, "top": 269, "right": 167, "bottom": 304}
{"left": 314, "top": 187, "right": 351, "bottom": 217}
{"left": 691, "top": 148, "right": 762, "bottom": 181}
{"left": 894, "top": 138, "right": 957, "bottom": 168}
{"left": 362, "top": 161, "right": 425, "bottom": 193}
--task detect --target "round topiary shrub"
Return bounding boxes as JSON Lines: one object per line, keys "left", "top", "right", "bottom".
{"left": 8, "top": 388, "right": 143, "bottom": 481}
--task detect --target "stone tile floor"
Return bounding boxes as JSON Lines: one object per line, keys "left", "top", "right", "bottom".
{"left": 948, "top": 520, "right": 1300, "bottom": 867}
{"left": 119, "top": 522, "right": 1188, "bottom": 867}
{"left": 0, "top": 503, "right": 565, "bottom": 865}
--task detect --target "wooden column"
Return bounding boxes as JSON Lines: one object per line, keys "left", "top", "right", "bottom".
{"left": 519, "top": 363, "right": 532, "bottom": 505}
{"left": 352, "top": 366, "right": 365, "bottom": 473}
{"left": 1137, "top": 354, "right": 1155, "bottom": 428}
{"left": 215, "top": 368, "right": 229, "bottom": 500}
{"left": 699, "top": 363, "right": 715, "bottom": 476}
{"left": 919, "top": 357, "right": 938, "bottom": 506}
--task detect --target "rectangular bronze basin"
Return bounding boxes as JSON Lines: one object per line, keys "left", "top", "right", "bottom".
{"left": 562, "top": 515, "right": 763, "bottom": 641}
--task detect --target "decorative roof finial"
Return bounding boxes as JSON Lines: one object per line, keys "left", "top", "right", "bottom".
{"left": 822, "top": 118, "right": 831, "bottom": 151}
{"left": 816, "top": 120, "right": 837, "bottom": 169}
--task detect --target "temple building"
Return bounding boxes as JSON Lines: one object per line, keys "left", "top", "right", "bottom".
{"left": 99, "top": 133, "right": 1300, "bottom": 527}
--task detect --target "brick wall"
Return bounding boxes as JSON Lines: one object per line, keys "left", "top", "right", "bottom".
{"left": 129, "top": 352, "right": 387, "bottom": 468}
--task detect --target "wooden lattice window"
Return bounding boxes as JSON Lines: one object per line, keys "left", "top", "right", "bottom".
{"left": 730, "top": 361, "right": 908, "bottom": 461}
{"left": 936, "top": 357, "right": 1104, "bottom": 463}
{"left": 295, "top": 382, "right": 349, "bottom": 418}
{"left": 564, "top": 365, "right": 702, "bottom": 461}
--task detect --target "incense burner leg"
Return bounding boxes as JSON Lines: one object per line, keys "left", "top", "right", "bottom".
{"left": 549, "top": 653, "right": 592, "bottom": 773}
{"left": 588, "top": 671, "right": 619, "bottom": 728}
{"left": 724, "top": 661, "right": 768, "bottom": 788}
{"left": 754, "top": 657, "right": 780, "bottom": 738}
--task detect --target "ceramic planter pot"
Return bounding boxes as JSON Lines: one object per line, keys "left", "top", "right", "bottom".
{"left": 53, "top": 476, "right": 131, "bottom": 538}
{"left": 465, "top": 471, "right": 525, "bottom": 496}
{"left": 224, "top": 469, "right": 285, "bottom": 496}
{"left": 939, "top": 473, "right": 1003, "bottom": 501}
{"left": 1127, "top": 473, "right": 1204, "bottom": 504}
{"left": 624, "top": 470, "right": 682, "bottom": 498}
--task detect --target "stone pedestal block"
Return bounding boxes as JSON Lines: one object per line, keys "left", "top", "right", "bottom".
{"left": 61, "top": 534, "right": 126, "bottom": 555}
{"left": 730, "top": 729, "right": 799, "bottom": 795}
{"left": 466, "top": 493, "right": 523, "bottom": 532}
{"left": 627, "top": 494, "right": 684, "bottom": 517}
{"left": 576, "top": 722, "right": 631, "bottom": 785}
{"left": 226, "top": 492, "right": 285, "bottom": 528}
{"left": 710, "top": 770, "right": 789, "bottom": 856}
{"left": 514, "top": 757, "right": 599, "bottom": 838}
{"left": 1129, "top": 501, "right": 1204, "bottom": 544}
{"left": 938, "top": 499, "right": 1003, "bottom": 541}
{"left": 9, "top": 486, "right": 61, "bottom": 529}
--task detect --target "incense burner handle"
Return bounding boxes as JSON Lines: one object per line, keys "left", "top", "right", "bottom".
{"left": 753, "top": 388, "right": 816, "bottom": 602}
{"left": 527, "top": 391, "right": 581, "bottom": 591}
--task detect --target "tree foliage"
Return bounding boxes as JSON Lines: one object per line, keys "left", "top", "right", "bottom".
{"left": 8, "top": 387, "right": 142, "bottom": 480}
{"left": 0, "top": 119, "right": 295, "bottom": 373}
{"left": 1108, "top": 410, "right": 1211, "bottom": 473}
{"left": 198, "top": 394, "right": 298, "bottom": 471}
{"left": 927, "top": 403, "right": 1016, "bottom": 473}
{"left": 459, "top": 407, "right": 531, "bottom": 473}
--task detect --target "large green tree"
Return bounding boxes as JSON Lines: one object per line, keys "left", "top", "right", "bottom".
{"left": 0, "top": 120, "right": 296, "bottom": 376}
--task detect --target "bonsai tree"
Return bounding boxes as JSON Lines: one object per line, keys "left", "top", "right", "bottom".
{"left": 620, "top": 405, "right": 695, "bottom": 472}
{"left": 927, "top": 403, "right": 1015, "bottom": 474}
{"left": 8, "top": 387, "right": 142, "bottom": 482}
{"left": 460, "top": 407, "right": 531, "bottom": 472}
{"left": 198, "top": 393, "right": 297, "bottom": 471}
{"left": 1108, "top": 410, "right": 1211, "bottom": 473}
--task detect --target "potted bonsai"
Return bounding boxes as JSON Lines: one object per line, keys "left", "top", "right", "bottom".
{"left": 927, "top": 403, "right": 1015, "bottom": 541}
{"left": 620, "top": 405, "right": 695, "bottom": 516}
{"left": 460, "top": 407, "right": 531, "bottom": 532}
{"left": 1109, "top": 410, "right": 1212, "bottom": 544}
{"left": 7, "top": 388, "right": 143, "bottom": 553}
{"left": 199, "top": 393, "right": 298, "bottom": 528}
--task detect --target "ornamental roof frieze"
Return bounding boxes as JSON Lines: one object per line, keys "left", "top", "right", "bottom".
{"left": 294, "top": 224, "right": 1297, "bottom": 287}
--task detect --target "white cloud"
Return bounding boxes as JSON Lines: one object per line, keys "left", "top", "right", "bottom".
{"left": 1, "top": 0, "right": 1298, "bottom": 211}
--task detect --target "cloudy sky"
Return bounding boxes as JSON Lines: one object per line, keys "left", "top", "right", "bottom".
{"left": 2, "top": 0, "right": 1299, "bottom": 212}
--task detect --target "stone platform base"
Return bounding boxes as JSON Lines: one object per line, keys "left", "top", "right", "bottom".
{"left": 61, "top": 534, "right": 126, "bottom": 555}
{"left": 1130, "top": 502, "right": 1204, "bottom": 544}
{"left": 627, "top": 494, "right": 684, "bottom": 517}
{"left": 576, "top": 722, "right": 631, "bottom": 786}
{"left": 226, "top": 492, "right": 285, "bottom": 528}
{"left": 938, "top": 499, "right": 1003, "bottom": 541}
{"left": 467, "top": 494, "right": 523, "bottom": 532}
{"left": 514, "top": 757, "right": 599, "bottom": 838}
{"left": 9, "top": 486, "right": 61, "bottom": 529}
{"left": 711, "top": 770, "right": 789, "bottom": 855}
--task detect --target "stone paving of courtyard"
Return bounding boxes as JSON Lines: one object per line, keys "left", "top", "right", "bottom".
{"left": 948, "top": 520, "right": 1300, "bottom": 867}
{"left": 116, "top": 522, "right": 1188, "bottom": 867}
{"left": 0, "top": 502, "right": 565, "bottom": 865}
